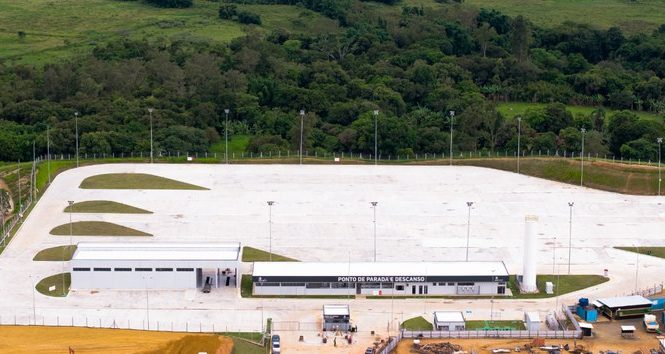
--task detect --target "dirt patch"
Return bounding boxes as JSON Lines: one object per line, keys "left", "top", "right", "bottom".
{"left": 0, "top": 326, "right": 229, "bottom": 354}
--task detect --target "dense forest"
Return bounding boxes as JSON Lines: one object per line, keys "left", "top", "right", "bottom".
{"left": 0, "top": 1, "right": 664, "bottom": 162}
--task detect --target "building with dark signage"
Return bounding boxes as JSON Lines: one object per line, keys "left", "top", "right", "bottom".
{"left": 252, "top": 261, "right": 509, "bottom": 296}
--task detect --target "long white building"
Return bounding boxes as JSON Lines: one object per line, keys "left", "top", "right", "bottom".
{"left": 70, "top": 242, "right": 241, "bottom": 290}
{"left": 252, "top": 261, "right": 509, "bottom": 296}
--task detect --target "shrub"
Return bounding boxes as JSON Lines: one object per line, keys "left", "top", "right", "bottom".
{"left": 237, "top": 11, "right": 261, "bottom": 25}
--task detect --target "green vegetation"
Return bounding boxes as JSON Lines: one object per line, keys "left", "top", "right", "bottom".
{"left": 49, "top": 221, "right": 152, "bottom": 237}
{"left": 35, "top": 273, "right": 70, "bottom": 297}
{"left": 616, "top": 247, "right": 665, "bottom": 259}
{"left": 33, "top": 245, "right": 77, "bottom": 261}
{"left": 64, "top": 200, "right": 152, "bottom": 214}
{"left": 209, "top": 135, "right": 250, "bottom": 155}
{"left": 79, "top": 173, "right": 208, "bottom": 190}
{"left": 459, "top": 158, "right": 661, "bottom": 195}
{"left": 241, "top": 274, "right": 253, "bottom": 298}
{"left": 465, "top": 320, "right": 525, "bottom": 331}
{"left": 508, "top": 274, "right": 609, "bottom": 299}
{"left": 242, "top": 246, "right": 296, "bottom": 262}
{"left": 230, "top": 339, "right": 264, "bottom": 354}
{"left": 400, "top": 316, "right": 433, "bottom": 331}
{"left": 497, "top": 102, "right": 662, "bottom": 123}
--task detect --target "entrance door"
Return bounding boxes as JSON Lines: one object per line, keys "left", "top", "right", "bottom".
{"left": 423, "top": 285, "right": 428, "bottom": 295}
{"left": 412, "top": 285, "right": 416, "bottom": 295}
{"left": 418, "top": 285, "right": 423, "bottom": 294}
{"left": 356, "top": 283, "right": 361, "bottom": 295}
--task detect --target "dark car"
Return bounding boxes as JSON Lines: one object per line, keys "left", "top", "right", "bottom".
{"left": 271, "top": 334, "right": 281, "bottom": 353}
{"left": 202, "top": 276, "right": 212, "bottom": 293}
{"left": 365, "top": 347, "right": 375, "bottom": 354}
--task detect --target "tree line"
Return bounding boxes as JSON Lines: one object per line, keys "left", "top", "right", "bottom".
{"left": 0, "top": 3, "right": 664, "bottom": 162}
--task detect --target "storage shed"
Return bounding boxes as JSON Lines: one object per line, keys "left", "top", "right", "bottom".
{"left": 524, "top": 312, "right": 541, "bottom": 331}
{"left": 323, "top": 305, "right": 351, "bottom": 331}
{"left": 579, "top": 322, "right": 593, "bottom": 337}
{"left": 596, "top": 295, "right": 653, "bottom": 319}
{"left": 433, "top": 311, "right": 465, "bottom": 331}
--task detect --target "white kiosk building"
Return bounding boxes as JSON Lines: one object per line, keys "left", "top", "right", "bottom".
{"left": 70, "top": 242, "right": 241, "bottom": 290}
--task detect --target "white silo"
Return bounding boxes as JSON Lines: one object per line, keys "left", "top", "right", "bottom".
{"left": 521, "top": 215, "right": 538, "bottom": 293}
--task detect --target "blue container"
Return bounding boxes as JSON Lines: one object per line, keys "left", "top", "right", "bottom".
{"left": 650, "top": 298, "right": 665, "bottom": 311}
{"left": 579, "top": 298, "right": 589, "bottom": 307}
{"left": 585, "top": 308, "right": 598, "bottom": 322}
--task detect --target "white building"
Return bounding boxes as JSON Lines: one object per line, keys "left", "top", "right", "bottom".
{"left": 524, "top": 312, "right": 541, "bottom": 331}
{"left": 252, "top": 261, "right": 509, "bottom": 296}
{"left": 433, "top": 311, "right": 466, "bottom": 331}
{"left": 70, "top": 242, "right": 241, "bottom": 290}
{"left": 323, "top": 305, "right": 351, "bottom": 331}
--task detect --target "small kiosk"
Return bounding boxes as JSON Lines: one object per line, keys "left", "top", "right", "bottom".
{"left": 323, "top": 305, "right": 351, "bottom": 332}
{"left": 620, "top": 325, "right": 635, "bottom": 338}
{"left": 579, "top": 322, "right": 593, "bottom": 337}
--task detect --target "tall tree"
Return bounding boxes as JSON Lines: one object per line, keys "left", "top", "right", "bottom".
{"left": 510, "top": 15, "right": 532, "bottom": 63}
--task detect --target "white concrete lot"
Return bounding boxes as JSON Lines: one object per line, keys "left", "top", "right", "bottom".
{"left": 1, "top": 163, "right": 664, "bottom": 350}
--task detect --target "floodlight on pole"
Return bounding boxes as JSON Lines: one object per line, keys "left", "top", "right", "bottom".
{"left": 466, "top": 201, "right": 473, "bottom": 262}
{"left": 635, "top": 243, "right": 640, "bottom": 293}
{"left": 371, "top": 202, "right": 378, "bottom": 262}
{"left": 224, "top": 109, "right": 230, "bottom": 164}
{"left": 74, "top": 112, "right": 79, "bottom": 168}
{"left": 65, "top": 200, "right": 74, "bottom": 296}
{"left": 299, "top": 110, "right": 305, "bottom": 165}
{"left": 373, "top": 110, "right": 379, "bottom": 165}
{"left": 580, "top": 128, "right": 586, "bottom": 186}
{"left": 267, "top": 201, "right": 275, "bottom": 261}
{"left": 517, "top": 117, "right": 522, "bottom": 174}
{"left": 46, "top": 125, "right": 51, "bottom": 185}
{"left": 148, "top": 108, "right": 154, "bottom": 163}
{"left": 567, "top": 202, "right": 574, "bottom": 275}
{"left": 449, "top": 111, "right": 455, "bottom": 166}
{"left": 658, "top": 137, "right": 662, "bottom": 196}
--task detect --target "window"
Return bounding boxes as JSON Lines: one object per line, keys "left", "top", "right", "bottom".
{"left": 176, "top": 268, "right": 194, "bottom": 272}
{"left": 381, "top": 283, "right": 393, "bottom": 289}
{"left": 305, "top": 283, "right": 330, "bottom": 289}
{"left": 93, "top": 268, "right": 111, "bottom": 271}
{"left": 331, "top": 283, "right": 349, "bottom": 289}
{"left": 395, "top": 285, "right": 405, "bottom": 291}
{"left": 73, "top": 268, "right": 90, "bottom": 272}
{"left": 458, "top": 282, "right": 475, "bottom": 286}
{"left": 447, "top": 282, "right": 455, "bottom": 286}
{"left": 114, "top": 268, "right": 132, "bottom": 272}
{"left": 361, "top": 283, "right": 380, "bottom": 289}
{"left": 255, "top": 282, "right": 279, "bottom": 287}
{"left": 135, "top": 268, "right": 152, "bottom": 272}
{"left": 280, "top": 282, "right": 306, "bottom": 287}
{"left": 156, "top": 268, "right": 173, "bottom": 272}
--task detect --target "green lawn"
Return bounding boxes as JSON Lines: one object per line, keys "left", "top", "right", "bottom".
{"left": 33, "top": 245, "right": 77, "bottom": 261}
{"left": 49, "top": 221, "right": 152, "bottom": 237}
{"left": 465, "top": 320, "right": 525, "bottom": 331}
{"left": 64, "top": 200, "right": 152, "bottom": 214}
{"left": 209, "top": 135, "right": 250, "bottom": 155}
{"left": 79, "top": 173, "right": 208, "bottom": 190}
{"left": 35, "top": 273, "right": 70, "bottom": 297}
{"left": 497, "top": 102, "right": 663, "bottom": 122}
{"left": 507, "top": 274, "right": 609, "bottom": 299}
{"left": 615, "top": 247, "right": 665, "bottom": 259}
{"left": 401, "top": 316, "right": 433, "bottom": 331}
{"left": 242, "top": 246, "right": 297, "bottom": 262}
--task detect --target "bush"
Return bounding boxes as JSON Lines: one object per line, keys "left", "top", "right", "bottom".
{"left": 219, "top": 4, "right": 237, "bottom": 20}
{"left": 144, "top": 0, "right": 193, "bottom": 8}
{"left": 237, "top": 11, "right": 261, "bottom": 25}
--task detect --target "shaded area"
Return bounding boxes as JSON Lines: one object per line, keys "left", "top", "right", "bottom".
{"left": 36, "top": 272, "right": 70, "bottom": 297}
{"left": 33, "top": 245, "right": 77, "bottom": 261}
{"left": 242, "top": 246, "right": 297, "bottom": 262}
{"left": 401, "top": 316, "right": 433, "bottom": 331}
{"left": 80, "top": 173, "right": 208, "bottom": 190}
{"left": 64, "top": 200, "right": 152, "bottom": 214}
{"left": 508, "top": 274, "right": 609, "bottom": 299}
{"left": 50, "top": 221, "right": 152, "bottom": 237}
{"left": 616, "top": 247, "right": 665, "bottom": 259}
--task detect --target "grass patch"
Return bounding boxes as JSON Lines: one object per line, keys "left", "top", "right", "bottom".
{"left": 242, "top": 246, "right": 296, "bottom": 262}
{"left": 465, "top": 320, "right": 525, "bottom": 331}
{"left": 401, "top": 316, "right": 433, "bottom": 331}
{"left": 615, "top": 247, "right": 665, "bottom": 259}
{"left": 230, "top": 338, "right": 265, "bottom": 354}
{"left": 497, "top": 102, "right": 662, "bottom": 122}
{"left": 36, "top": 273, "right": 70, "bottom": 297}
{"left": 50, "top": 221, "right": 152, "bottom": 237}
{"left": 209, "top": 135, "right": 250, "bottom": 155}
{"left": 64, "top": 200, "right": 152, "bottom": 214}
{"left": 507, "top": 274, "right": 609, "bottom": 299}
{"left": 79, "top": 173, "right": 208, "bottom": 190}
{"left": 33, "top": 245, "right": 77, "bottom": 261}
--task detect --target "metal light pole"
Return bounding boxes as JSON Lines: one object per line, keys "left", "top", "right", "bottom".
{"left": 580, "top": 128, "right": 586, "bottom": 186}
{"left": 68, "top": 201, "right": 74, "bottom": 247}
{"left": 466, "top": 201, "right": 473, "bottom": 262}
{"left": 449, "top": 111, "right": 455, "bottom": 166}
{"left": 224, "top": 109, "right": 230, "bottom": 164}
{"left": 517, "top": 117, "right": 522, "bottom": 174}
{"left": 267, "top": 201, "right": 274, "bottom": 261}
{"left": 299, "top": 110, "right": 305, "bottom": 165}
{"left": 567, "top": 202, "right": 574, "bottom": 275}
{"left": 371, "top": 202, "right": 378, "bottom": 262}
{"left": 74, "top": 112, "right": 79, "bottom": 167}
{"left": 373, "top": 110, "right": 379, "bottom": 165}
{"left": 17, "top": 160, "right": 21, "bottom": 212}
{"left": 658, "top": 137, "right": 662, "bottom": 196}
{"left": 635, "top": 244, "right": 640, "bottom": 293}
{"left": 31, "top": 275, "right": 36, "bottom": 325}
{"left": 65, "top": 200, "right": 74, "bottom": 296}
{"left": 490, "top": 298, "right": 494, "bottom": 323}
{"left": 47, "top": 125, "right": 51, "bottom": 185}
{"left": 144, "top": 275, "right": 150, "bottom": 330}
{"left": 148, "top": 108, "right": 154, "bottom": 163}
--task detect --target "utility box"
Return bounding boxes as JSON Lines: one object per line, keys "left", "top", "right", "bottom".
{"left": 524, "top": 312, "right": 541, "bottom": 331}
{"left": 545, "top": 282, "right": 554, "bottom": 294}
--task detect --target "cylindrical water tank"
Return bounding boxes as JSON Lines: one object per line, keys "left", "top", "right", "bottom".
{"left": 522, "top": 215, "right": 538, "bottom": 293}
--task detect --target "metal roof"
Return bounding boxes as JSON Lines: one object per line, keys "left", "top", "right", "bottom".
{"left": 434, "top": 311, "right": 465, "bottom": 323}
{"left": 323, "top": 305, "right": 349, "bottom": 316}
{"left": 253, "top": 261, "right": 509, "bottom": 278}
{"left": 72, "top": 242, "right": 241, "bottom": 261}
{"left": 596, "top": 295, "right": 652, "bottom": 309}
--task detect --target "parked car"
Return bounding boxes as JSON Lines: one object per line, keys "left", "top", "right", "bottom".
{"left": 202, "top": 276, "right": 212, "bottom": 293}
{"left": 365, "top": 347, "right": 375, "bottom": 354}
{"left": 271, "top": 334, "right": 281, "bottom": 353}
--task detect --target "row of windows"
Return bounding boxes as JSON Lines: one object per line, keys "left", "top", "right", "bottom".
{"left": 73, "top": 267, "right": 195, "bottom": 272}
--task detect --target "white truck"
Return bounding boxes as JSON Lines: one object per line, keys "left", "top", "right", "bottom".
{"left": 644, "top": 314, "right": 659, "bottom": 333}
